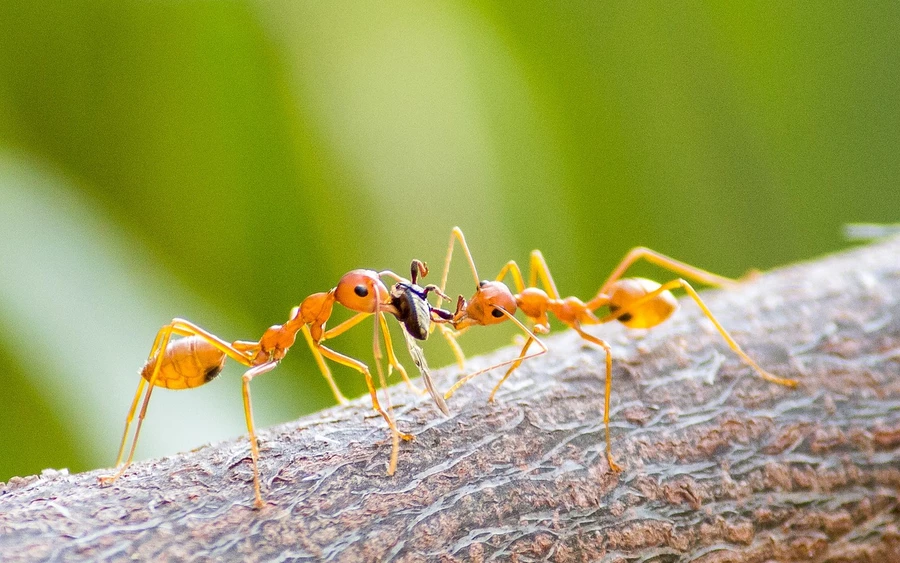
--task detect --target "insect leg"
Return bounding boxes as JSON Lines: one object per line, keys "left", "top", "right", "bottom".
{"left": 241, "top": 360, "right": 280, "bottom": 509}
{"left": 597, "top": 279, "right": 797, "bottom": 387}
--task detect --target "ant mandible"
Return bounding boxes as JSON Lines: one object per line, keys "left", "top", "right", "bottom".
{"left": 434, "top": 227, "right": 798, "bottom": 472}
{"left": 101, "top": 261, "right": 454, "bottom": 509}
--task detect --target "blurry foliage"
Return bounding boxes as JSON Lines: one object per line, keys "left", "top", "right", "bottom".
{"left": 0, "top": 2, "right": 898, "bottom": 481}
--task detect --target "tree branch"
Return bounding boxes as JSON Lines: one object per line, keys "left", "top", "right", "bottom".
{"left": 2, "top": 238, "right": 900, "bottom": 562}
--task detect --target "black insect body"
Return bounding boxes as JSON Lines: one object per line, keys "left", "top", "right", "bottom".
{"left": 386, "top": 260, "right": 456, "bottom": 415}
{"left": 390, "top": 281, "right": 453, "bottom": 340}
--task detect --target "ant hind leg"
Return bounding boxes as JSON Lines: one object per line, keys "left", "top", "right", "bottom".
{"left": 572, "top": 326, "right": 621, "bottom": 473}
{"left": 241, "top": 361, "right": 280, "bottom": 509}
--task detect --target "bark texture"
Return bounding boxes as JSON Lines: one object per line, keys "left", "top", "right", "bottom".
{"left": 2, "top": 238, "right": 900, "bottom": 563}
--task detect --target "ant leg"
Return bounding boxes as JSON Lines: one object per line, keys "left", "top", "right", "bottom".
{"left": 437, "top": 324, "right": 468, "bottom": 372}
{"left": 526, "top": 250, "right": 562, "bottom": 299}
{"left": 314, "top": 311, "right": 380, "bottom": 406}
{"left": 300, "top": 325, "right": 348, "bottom": 405}
{"left": 487, "top": 336, "right": 534, "bottom": 403}
{"left": 100, "top": 322, "right": 178, "bottom": 483}
{"left": 321, "top": 311, "right": 421, "bottom": 395}
{"left": 438, "top": 227, "right": 483, "bottom": 309}
{"left": 241, "top": 360, "right": 280, "bottom": 509}
{"left": 572, "top": 326, "right": 621, "bottom": 472}
{"left": 370, "top": 306, "right": 401, "bottom": 475}
{"left": 322, "top": 312, "right": 371, "bottom": 340}
{"left": 445, "top": 309, "right": 547, "bottom": 400}
{"left": 378, "top": 313, "right": 422, "bottom": 394}
{"left": 232, "top": 340, "right": 261, "bottom": 354}
{"left": 101, "top": 369, "right": 160, "bottom": 484}
{"left": 599, "top": 247, "right": 739, "bottom": 296}
{"left": 102, "top": 320, "right": 257, "bottom": 484}
{"left": 598, "top": 279, "right": 798, "bottom": 388}
{"left": 434, "top": 227, "right": 487, "bottom": 370}
{"left": 110, "top": 377, "right": 147, "bottom": 469}
{"left": 495, "top": 260, "right": 526, "bottom": 294}
{"left": 316, "top": 344, "right": 412, "bottom": 475}
{"left": 101, "top": 383, "right": 158, "bottom": 484}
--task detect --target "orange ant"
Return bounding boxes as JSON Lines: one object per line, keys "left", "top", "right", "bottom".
{"left": 101, "top": 261, "right": 454, "bottom": 509}
{"left": 434, "top": 227, "right": 798, "bottom": 472}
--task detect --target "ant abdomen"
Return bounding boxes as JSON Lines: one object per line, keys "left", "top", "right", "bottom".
{"left": 606, "top": 278, "right": 678, "bottom": 329}
{"left": 141, "top": 336, "right": 226, "bottom": 390}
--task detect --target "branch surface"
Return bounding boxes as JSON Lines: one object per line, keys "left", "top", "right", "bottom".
{"left": 2, "top": 238, "right": 900, "bottom": 562}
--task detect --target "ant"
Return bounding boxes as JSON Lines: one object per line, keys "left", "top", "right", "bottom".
{"left": 101, "top": 261, "right": 454, "bottom": 509}
{"left": 427, "top": 230, "right": 551, "bottom": 404}
{"left": 433, "top": 227, "right": 798, "bottom": 472}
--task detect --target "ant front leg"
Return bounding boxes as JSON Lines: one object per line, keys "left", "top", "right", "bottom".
{"left": 495, "top": 252, "right": 564, "bottom": 333}
{"left": 435, "top": 227, "right": 490, "bottom": 372}
{"left": 300, "top": 311, "right": 388, "bottom": 406}
{"left": 436, "top": 323, "right": 468, "bottom": 373}
{"left": 300, "top": 324, "right": 349, "bottom": 405}
{"left": 495, "top": 260, "right": 526, "bottom": 294}
{"left": 525, "top": 250, "right": 563, "bottom": 299}
{"left": 241, "top": 360, "right": 280, "bottom": 509}
{"left": 439, "top": 227, "right": 484, "bottom": 302}
{"left": 315, "top": 342, "right": 412, "bottom": 475}
{"left": 318, "top": 312, "right": 421, "bottom": 395}
{"left": 494, "top": 250, "right": 564, "bottom": 301}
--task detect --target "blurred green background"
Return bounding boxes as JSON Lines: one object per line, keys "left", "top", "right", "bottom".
{"left": 0, "top": 2, "right": 898, "bottom": 481}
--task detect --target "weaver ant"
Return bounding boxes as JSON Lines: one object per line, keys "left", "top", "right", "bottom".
{"left": 101, "top": 261, "right": 454, "bottom": 508}
{"left": 434, "top": 227, "right": 797, "bottom": 472}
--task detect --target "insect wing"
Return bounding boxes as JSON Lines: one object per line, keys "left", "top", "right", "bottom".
{"left": 402, "top": 329, "right": 450, "bottom": 416}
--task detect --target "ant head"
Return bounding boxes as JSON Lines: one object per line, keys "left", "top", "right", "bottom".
{"left": 456, "top": 280, "right": 517, "bottom": 327}
{"left": 334, "top": 269, "right": 390, "bottom": 313}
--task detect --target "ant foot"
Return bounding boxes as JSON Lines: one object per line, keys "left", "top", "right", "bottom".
{"left": 760, "top": 370, "right": 798, "bottom": 388}
{"left": 607, "top": 455, "right": 623, "bottom": 473}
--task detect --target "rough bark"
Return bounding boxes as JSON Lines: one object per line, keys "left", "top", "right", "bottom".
{"left": 2, "top": 238, "right": 900, "bottom": 563}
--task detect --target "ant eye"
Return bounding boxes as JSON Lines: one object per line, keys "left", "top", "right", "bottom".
{"left": 491, "top": 307, "right": 504, "bottom": 318}
{"left": 479, "top": 280, "right": 488, "bottom": 288}
{"left": 354, "top": 285, "right": 369, "bottom": 298}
